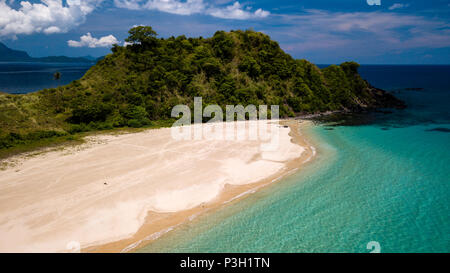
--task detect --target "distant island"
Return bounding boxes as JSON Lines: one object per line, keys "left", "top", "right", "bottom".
{"left": 0, "top": 26, "right": 405, "bottom": 153}
{"left": 0, "top": 42, "right": 101, "bottom": 63}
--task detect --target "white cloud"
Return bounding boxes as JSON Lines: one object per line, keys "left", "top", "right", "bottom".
{"left": 113, "top": 0, "right": 143, "bottom": 10}
{"left": 43, "top": 26, "right": 62, "bottom": 34}
{"left": 113, "top": 0, "right": 205, "bottom": 14}
{"left": 68, "top": 33, "right": 118, "bottom": 48}
{"left": 208, "top": 2, "right": 270, "bottom": 19}
{"left": 388, "top": 3, "right": 410, "bottom": 10}
{"left": 113, "top": 0, "right": 269, "bottom": 19}
{"left": 0, "top": 0, "right": 268, "bottom": 38}
{"left": 274, "top": 10, "right": 450, "bottom": 56}
{"left": 143, "top": 0, "right": 205, "bottom": 15}
{"left": 0, "top": 0, "right": 103, "bottom": 37}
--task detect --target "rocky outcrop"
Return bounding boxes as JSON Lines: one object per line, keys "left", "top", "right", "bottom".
{"left": 366, "top": 85, "right": 407, "bottom": 110}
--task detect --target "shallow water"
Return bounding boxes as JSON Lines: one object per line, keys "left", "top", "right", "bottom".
{"left": 138, "top": 65, "right": 450, "bottom": 253}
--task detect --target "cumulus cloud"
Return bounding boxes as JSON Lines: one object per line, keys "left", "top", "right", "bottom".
{"left": 388, "top": 3, "right": 410, "bottom": 10}
{"left": 208, "top": 2, "right": 269, "bottom": 19}
{"left": 143, "top": 0, "right": 205, "bottom": 15}
{"left": 113, "top": 0, "right": 142, "bottom": 10}
{"left": 113, "top": 0, "right": 270, "bottom": 19}
{"left": 68, "top": 33, "right": 118, "bottom": 48}
{"left": 0, "top": 0, "right": 268, "bottom": 38}
{"left": 0, "top": 0, "right": 103, "bottom": 37}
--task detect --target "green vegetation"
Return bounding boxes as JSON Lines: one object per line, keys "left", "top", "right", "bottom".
{"left": 0, "top": 26, "right": 402, "bottom": 154}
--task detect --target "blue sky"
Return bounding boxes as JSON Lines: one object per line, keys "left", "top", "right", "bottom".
{"left": 1, "top": 0, "right": 449, "bottom": 64}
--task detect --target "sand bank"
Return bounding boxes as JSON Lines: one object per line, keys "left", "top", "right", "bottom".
{"left": 0, "top": 120, "right": 315, "bottom": 252}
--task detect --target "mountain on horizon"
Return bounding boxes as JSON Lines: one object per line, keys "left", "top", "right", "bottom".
{"left": 0, "top": 42, "right": 96, "bottom": 63}
{"left": 80, "top": 55, "right": 97, "bottom": 61}
{"left": 0, "top": 42, "right": 31, "bottom": 61}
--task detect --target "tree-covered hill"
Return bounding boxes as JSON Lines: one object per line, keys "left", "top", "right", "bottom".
{"left": 0, "top": 27, "right": 405, "bottom": 152}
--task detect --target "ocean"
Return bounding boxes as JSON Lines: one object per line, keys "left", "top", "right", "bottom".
{"left": 0, "top": 62, "right": 93, "bottom": 94}
{"left": 1, "top": 63, "right": 448, "bottom": 252}
{"left": 136, "top": 65, "right": 450, "bottom": 253}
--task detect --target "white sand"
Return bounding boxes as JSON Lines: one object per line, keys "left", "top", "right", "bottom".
{"left": 0, "top": 120, "right": 304, "bottom": 252}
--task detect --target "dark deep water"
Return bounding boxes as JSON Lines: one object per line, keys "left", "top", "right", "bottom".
{"left": 0, "top": 62, "right": 93, "bottom": 94}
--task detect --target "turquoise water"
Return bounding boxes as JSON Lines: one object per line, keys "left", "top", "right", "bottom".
{"left": 138, "top": 66, "right": 449, "bottom": 253}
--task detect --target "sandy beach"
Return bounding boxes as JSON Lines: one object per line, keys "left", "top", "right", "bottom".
{"left": 0, "top": 119, "right": 315, "bottom": 253}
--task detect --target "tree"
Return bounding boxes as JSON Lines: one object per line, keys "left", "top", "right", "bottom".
{"left": 212, "top": 31, "right": 235, "bottom": 61}
{"left": 125, "top": 26, "right": 158, "bottom": 47}
{"left": 340, "top": 61, "right": 360, "bottom": 76}
{"left": 238, "top": 56, "right": 260, "bottom": 79}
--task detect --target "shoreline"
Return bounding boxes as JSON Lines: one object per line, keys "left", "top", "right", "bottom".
{"left": 0, "top": 119, "right": 316, "bottom": 253}
{"left": 84, "top": 120, "right": 316, "bottom": 253}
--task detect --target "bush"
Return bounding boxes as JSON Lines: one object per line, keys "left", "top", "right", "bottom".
{"left": 212, "top": 31, "right": 235, "bottom": 61}
{"left": 69, "top": 103, "right": 113, "bottom": 124}
{"left": 111, "top": 115, "right": 126, "bottom": 127}
{"left": 26, "top": 131, "right": 66, "bottom": 140}
{"left": 0, "top": 131, "right": 67, "bottom": 149}
{"left": 122, "top": 105, "right": 148, "bottom": 120}
{"left": 141, "top": 118, "right": 152, "bottom": 126}
{"left": 287, "top": 97, "right": 302, "bottom": 112}
{"left": 201, "top": 58, "right": 221, "bottom": 78}
{"left": 238, "top": 56, "right": 260, "bottom": 79}
{"left": 68, "top": 124, "right": 87, "bottom": 134}
{"left": 126, "top": 92, "right": 144, "bottom": 105}
{"left": 128, "top": 119, "right": 142, "bottom": 128}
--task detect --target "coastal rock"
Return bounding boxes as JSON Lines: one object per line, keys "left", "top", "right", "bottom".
{"left": 365, "top": 85, "right": 407, "bottom": 110}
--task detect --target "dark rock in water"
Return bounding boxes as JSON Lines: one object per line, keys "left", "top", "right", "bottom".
{"left": 426, "top": 127, "right": 450, "bottom": 133}
{"left": 365, "top": 85, "right": 407, "bottom": 110}
{"left": 311, "top": 112, "right": 378, "bottom": 126}
{"left": 381, "top": 127, "right": 389, "bottom": 131}
{"left": 324, "top": 127, "right": 334, "bottom": 130}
